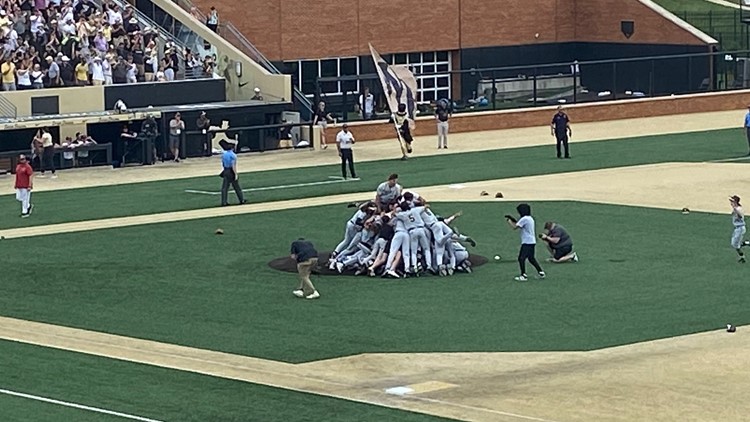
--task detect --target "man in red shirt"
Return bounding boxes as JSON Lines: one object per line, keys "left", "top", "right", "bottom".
{"left": 15, "top": 154, "right": 34, "bottom": 218}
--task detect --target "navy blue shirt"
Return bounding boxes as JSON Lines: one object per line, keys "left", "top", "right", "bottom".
{"left": 552, "top": 112, "right": 570, "bottom": 135}
{"left": 291, "top": 240, "right": 318, "bottom": 263}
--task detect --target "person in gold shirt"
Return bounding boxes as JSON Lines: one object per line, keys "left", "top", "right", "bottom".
{"left": 75, "top": 58, "right": 89, "bottom": 85}
{"left": 1, "top": 57, "right": 16, "bottom": 91}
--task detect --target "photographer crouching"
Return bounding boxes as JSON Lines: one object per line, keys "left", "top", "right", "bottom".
{"left": 539, "top": 221, "right": 579, "bottom": 263}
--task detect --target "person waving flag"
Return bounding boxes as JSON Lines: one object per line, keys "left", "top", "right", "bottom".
{"left": 369, "top": 43, "right": 418, "bottom": 160}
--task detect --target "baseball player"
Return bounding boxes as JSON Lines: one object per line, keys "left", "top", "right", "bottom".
{"left": 330, "top": 202, "right": 376, "bottom": 268}
{"left": 383, "top": 207, "right": 411, "bottom": 278}
{"left": 394, "top": 202, "right": 432, "bottom": 276}
{"left": 730, "top": 195, "right": 749, "bottom": 263}
{"left": 15, "top": 154, "right": 34, "bottom": 218}
{"left": 375, "top": 173, "right": 402, "bottom": 211}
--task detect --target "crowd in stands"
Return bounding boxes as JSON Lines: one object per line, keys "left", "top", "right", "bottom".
{"left": 0, "top": 0, "right": 218, "bottom": 90}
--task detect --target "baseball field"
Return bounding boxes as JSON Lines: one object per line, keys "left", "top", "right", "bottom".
{"left": 1, "top": 110, "right": 749, "bottom": 421}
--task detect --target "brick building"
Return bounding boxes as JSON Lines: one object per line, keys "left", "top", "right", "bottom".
{"left": 193, "top": 0, "right": 715, "bottom": 104}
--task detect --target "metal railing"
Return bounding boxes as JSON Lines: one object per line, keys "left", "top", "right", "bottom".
{"left": 678, "top": 10, "right": 749, "bottom": 51}
{"left": 315, "top": 49, "right": 750, "bottom": 122}
{"left": 0, "top": 94, "right": 17, "bottom": 119}
{"left": 169, "top": 0, "right": 313, "bottom": 118}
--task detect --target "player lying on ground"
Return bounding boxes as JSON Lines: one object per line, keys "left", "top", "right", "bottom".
{"left": 329, "top": 191, "right": 475, "bottom": 278}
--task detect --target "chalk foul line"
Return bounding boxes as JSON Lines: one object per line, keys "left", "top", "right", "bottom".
{"left": 0, "top": 388, "right": 164, "bottom": 422}
{"left": 185, "top": 177, "right": 362, "bottom": 196}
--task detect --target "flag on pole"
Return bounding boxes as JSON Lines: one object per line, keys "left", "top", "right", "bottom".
{"left": 369, "top": 43, "right": 418, "bottom": 120}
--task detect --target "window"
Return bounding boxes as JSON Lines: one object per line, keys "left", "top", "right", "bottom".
{"left": 284, "top": 57, "right": 361, "bottom": 96}
{"left": 283, "top": 51, "right": 452, "bottom": 100}
{"left": 387, "top": 51, "right": 452, "bottom": 102}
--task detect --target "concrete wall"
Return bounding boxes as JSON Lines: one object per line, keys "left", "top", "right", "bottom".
{"left": 333, "top": 89, "right": 750, "bottom": 143}
{"left": 193, "top": 0, "right": 712, "bottom": 62}
{"left": 2, "top": 86, "right": 105, "bottom": 116}
{"left": 151, "top": 0, "right": 291, "bottom": 102}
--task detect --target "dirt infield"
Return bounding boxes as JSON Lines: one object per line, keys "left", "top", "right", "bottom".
{"left": 2, "top": 111, "right": 749, "bottom": 421}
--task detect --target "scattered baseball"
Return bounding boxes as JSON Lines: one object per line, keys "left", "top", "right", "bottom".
{"left": 535, "top": 33, "right": 540, "bottom": 38}
{"left": 494, "top": 255, "right": 501, "bottom": 261}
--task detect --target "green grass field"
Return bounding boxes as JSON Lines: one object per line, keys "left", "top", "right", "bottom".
{"left": 0, "top": 128, "right": 744, "bottom": 230}
{"left": 0, "top": 340, "right": 455, "bottom": 422}
{"left": 2, "top": 201, "right": 747, "bottom": 364}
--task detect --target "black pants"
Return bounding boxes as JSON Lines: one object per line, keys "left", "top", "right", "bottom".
{"left": 42, "top": 145, "right": 55, "bottom": 174}
{"left": 220, "top": 169, "right": 245, "bottom": 206}
{"left": 556, "top": 134, "right": 569, "bottom": 158}
{"left": 340, "top": 149, "right": 356, "bottom": 178}
{"left": 399, "top": 124, "right": 413, "bottom": 144}
{"left": 518, "top": 244, "right": 543, "bottom": 275}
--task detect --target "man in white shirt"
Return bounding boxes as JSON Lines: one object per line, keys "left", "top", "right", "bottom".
{"left": 336, "top": 123, "right": 357, "bottom": 180}
{"left": 359, "top": 87, "right": 374, "bottom": 120}
{"left": 90, "top": 56, "right": 105, "bottom": 85}
{"left": 506, "top": 203, "right": 545, "bottom": 281}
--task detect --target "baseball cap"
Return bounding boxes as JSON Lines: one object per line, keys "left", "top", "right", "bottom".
{"left": 730, "top": 195, "right": 741, "bottom": 203}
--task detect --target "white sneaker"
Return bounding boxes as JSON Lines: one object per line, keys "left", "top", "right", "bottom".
{"left": 447, "top": 267, "right": 454, "bottom": 276}
{"left": 328, "top": 260, "right": 336, "bottom": 271}
{"left": 292, "top": 289, "right": 304, "bottom": 298}
{"left": 572, "top": 252, "right": 579, "bottom": 262}
{"left": 335, "top": 262, "right": 344, "bottom": 273}
{"left": 538, "top": 271, "right": 546, "bottom": 279}
{"left": 368, "top": 268, "right": 376, "bottom": 277}
{"left": 306, "top": 290, "right": 320, "bottom": 299}
{"left": 438, "top": 265, "right": 447, "bottom": 277}
{"left": 51, "top": 174, "right": 58, "bottom": 179}
{"left": 514, "top": 275, "right": 528, "bottom": 281}
{"left": 386, "top": 269, "right": 400, "bottom": 279}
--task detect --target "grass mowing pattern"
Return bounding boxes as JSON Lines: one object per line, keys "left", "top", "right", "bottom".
{"left": 1, "top": 201, "right": 748, "bottom": 363}
{"left": 0, "top": 128, "right": 744, "bottom": 229}
{"left": 0, "top": 340, "right": 455, "bottom": 422}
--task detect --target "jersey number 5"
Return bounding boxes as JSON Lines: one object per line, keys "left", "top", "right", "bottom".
{"left": 408, "top": 215, "right": 416, "bottom": 222}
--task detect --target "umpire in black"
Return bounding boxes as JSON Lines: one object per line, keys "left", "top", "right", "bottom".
{"left": 551, "top": 106, "right": 572, "bottom": 159}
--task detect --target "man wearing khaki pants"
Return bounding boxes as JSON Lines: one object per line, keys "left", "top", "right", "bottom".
{"left": 290, "top": 238, "right": 321, "bottom": 299}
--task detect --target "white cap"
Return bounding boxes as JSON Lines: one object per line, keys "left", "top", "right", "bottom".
{"left": 254, "top": 87, "right": 260, "bottom": 93}
{"left": 62, "top": 55, "right": 70, "bottom": 61}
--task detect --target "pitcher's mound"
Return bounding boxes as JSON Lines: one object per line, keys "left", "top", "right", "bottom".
{"left": 269, "top": 251, "right": 488, "bottom": 275}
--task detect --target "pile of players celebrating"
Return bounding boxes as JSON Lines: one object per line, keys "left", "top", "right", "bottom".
{"left": 327, "top": 174, "right": 477, "bottom": 278}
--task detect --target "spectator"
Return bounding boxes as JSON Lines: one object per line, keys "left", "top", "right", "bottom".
{"left": 169, "top": 112, "right": 184, "bottom": 162}
{"left": 45, "top": 55, "right": 60, "bottom": 87}
{"left": 206, "top": 6, "right": 219, "bottom": 33}
{"left": 102, "top": 53, "right": 113, "bottom": 85}
{"left": 74, "top": 55, "right": 89, "bottom": 85}
{"left": 59, "top": 55, "right": 74, "bottom": 86}
{"left": 144, "top": 48, "right": 156, "bottom": 81}
{"left": 125, "top": 55, "right": 137, "bottom": 83}
{"left": 162, "top": 56, "right": 174, "bottom": 81}
{"left": 16, "top": 63, "right": 31, "bottom": 89}
{"left": 2, "top": 56, "right": 17, "bottom": 91}
{"left": 251, "top": 87, "right": 263, "bottom": 101}
{"left": 90, "top": 56, "right": 104, "bottom": 85}
{"left": 359, "top": 87, "right": 374, "bottom": 120}
{"left": 30, "top": 63, "right": 43, "bottom": 88}
{"left": 196, "top": 111, "right": 211, "bottom": 155}
{"left": 112, "top": 56, "right": 128, "bottom": 84}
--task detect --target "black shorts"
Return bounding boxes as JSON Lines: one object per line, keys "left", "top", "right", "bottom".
{"left": 518, "top": 243, "right": 536, "bottom": 260}
{"left": 553, "top": 244, "right": 573, "bottom": 260}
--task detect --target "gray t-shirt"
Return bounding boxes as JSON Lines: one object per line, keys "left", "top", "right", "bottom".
{"left": 549, "top": 224, "right": 573, "bottom": 248}
{"left": 169, "top": 119, "right": 184, "bottom": 136}
{"left": 376, "top": 182, "right": 402, "bottom": 205}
